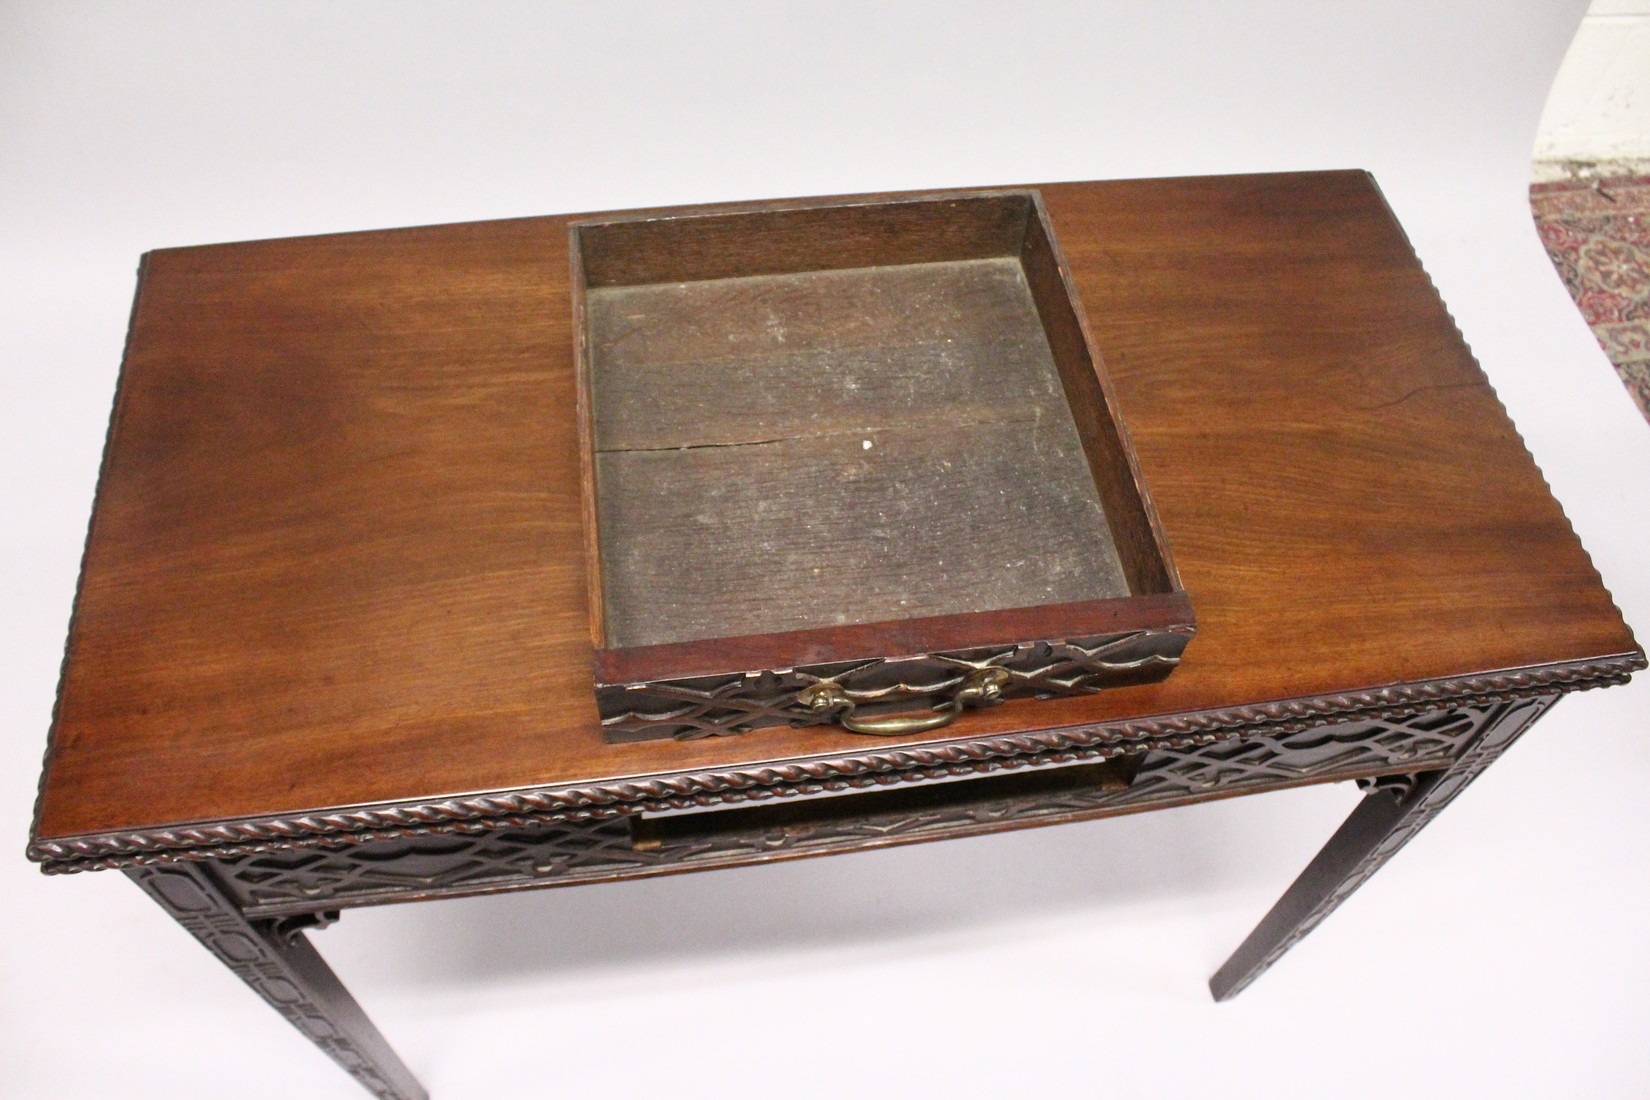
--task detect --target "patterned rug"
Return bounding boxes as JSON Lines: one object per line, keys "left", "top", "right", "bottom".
{"left": 1530, "top": 175, "right": 1650, "bottom": 423}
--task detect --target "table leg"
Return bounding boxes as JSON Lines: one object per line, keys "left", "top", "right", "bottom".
{"left": 125, "top": 861, "right": 427, "bottom": 1100}
{"left": 1208, "top": 694, "right": 1556, "bottom": 1001}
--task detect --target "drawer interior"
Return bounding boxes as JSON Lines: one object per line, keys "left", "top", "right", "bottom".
{"left": 575, "top": 191, "right": 1169, "bottom": 652}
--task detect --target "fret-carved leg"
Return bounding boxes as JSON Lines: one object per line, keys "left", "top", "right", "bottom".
{"left": 126, "top": 861, "right": 426, "bottom": 1100}
{"left": 1209, "top": 695, "right": 1557, "bottom": 1001}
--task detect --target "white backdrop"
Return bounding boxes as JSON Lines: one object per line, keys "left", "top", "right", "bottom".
{"left": 4, "top": 4, "right": 1648, "bottom": 1098}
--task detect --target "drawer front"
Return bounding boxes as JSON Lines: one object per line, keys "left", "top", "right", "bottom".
{"left": 598, "top": 626, "right": 1192, "bottom": 742}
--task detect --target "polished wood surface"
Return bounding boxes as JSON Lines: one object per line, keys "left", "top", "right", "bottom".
{"left": 32, "top": 171, "right": 1640, "bottom": 844}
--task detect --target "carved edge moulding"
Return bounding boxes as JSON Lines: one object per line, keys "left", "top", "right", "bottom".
{"left": 27, "top": 654, "right": 1644, "bottom": 873}
{"left": 212, "top": 698, "right": 1537, "bottom": 918}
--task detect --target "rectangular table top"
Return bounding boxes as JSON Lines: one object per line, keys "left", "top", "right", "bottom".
{"left": 29, "top": 171, "right": 1642, "bottom": 868}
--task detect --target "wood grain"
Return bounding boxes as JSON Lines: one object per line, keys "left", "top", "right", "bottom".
{"left": 589, "top": 257, "right": 1127, "bottom": 647}
{"left": 1020, "top": 196, "right": 1175, "bottom": 595}
{"left": 575, "top": 190, "right": 1031, "bottom": 287}
{"left": 31, "top": 171, "right": 1641, "bottom": 846}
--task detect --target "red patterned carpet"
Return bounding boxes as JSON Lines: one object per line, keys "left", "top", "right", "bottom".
{"left": 1530, "top": 175, "right": 1650, "bottom": 423}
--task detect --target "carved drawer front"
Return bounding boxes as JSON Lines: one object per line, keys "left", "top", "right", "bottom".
{"left": 598, "top": 629, "right": 1192, "bottom": 742}
{"left": 213, "top": 702, "right": 1515, "bottom": 919}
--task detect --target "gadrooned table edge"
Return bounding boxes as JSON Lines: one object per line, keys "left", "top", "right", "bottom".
{"left": 27, "top": 653, "right": 1645, "bottom": 874}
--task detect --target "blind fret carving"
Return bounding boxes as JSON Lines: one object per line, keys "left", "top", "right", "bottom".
{"left": 220, "top": 702, "right": 1505, "bottom": 916}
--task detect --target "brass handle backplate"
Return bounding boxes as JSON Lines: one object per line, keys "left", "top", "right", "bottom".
{"left": 798, "top": 666, "right": 1012, "bottom": 736}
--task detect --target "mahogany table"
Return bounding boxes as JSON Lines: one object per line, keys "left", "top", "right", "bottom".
{"left": 28, "top": 171, "right": 1643, "bottom": 1100}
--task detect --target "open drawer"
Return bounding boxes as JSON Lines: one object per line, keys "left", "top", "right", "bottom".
{"left": 571, "top": 188, "right": 1194, "bottom": 742}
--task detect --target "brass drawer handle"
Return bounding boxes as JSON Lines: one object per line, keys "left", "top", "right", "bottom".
{"left": 798, "top": 667, "right": 1011, "bottom": 736}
